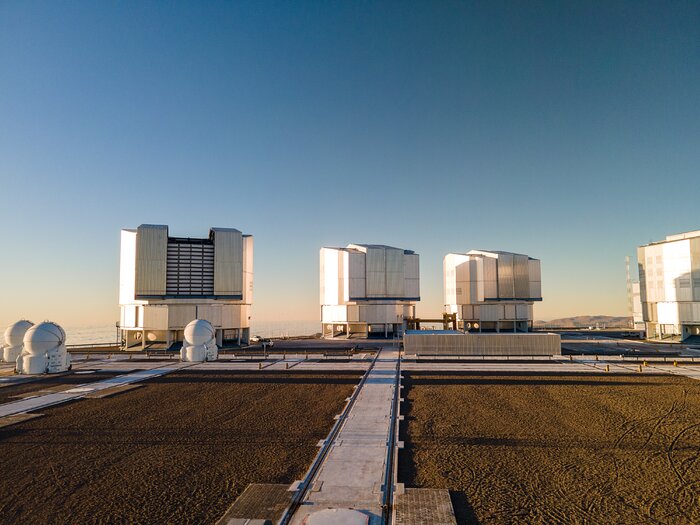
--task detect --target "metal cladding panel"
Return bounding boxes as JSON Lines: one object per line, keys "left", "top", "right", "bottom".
{"left": 366, "top": 247, "right": 387, "bottom": 297}
{"left": 386, "top": 267, "right": 405, "bottom": 298}
{"left": 443, "top": 255, "right": 456, "bottom": 306}
{"left": 403, "top": 333, "right": 561, "bottom": 356}
{"left": 679, "top": 302, "right": 700, "bottom": 323}
{"left": 197, "top": 305, "right": 223, "bottom": 327}
{"left": 243, "top": 236, "right": 254, "bottom": 304}
{"left": 692, "top": 238, "right": 700, "bottom": 301}
{"left": 497, "top": 253, "right": 514, "bottom": 299}
{"left": 120, "top": 305, "right": 137, "bottom": 328}
{"left": 516, "top": 304, "right": 530, "bottom": 319}
{"left": 348, "top": 251, "right": 366, "bottom": 299}
{"left": 319, "top": 249, "right": 326, "bottom": 304}
{"left": 405, "top": 278, "right": 420, "bottom": 299}
{"left": 480, "top": 304, "right": 501, "bottom": 322}
{"left": 405, "top": 254, "right": 419, "bottom": 280}
{"left": 482, "top": 258, "right": 497, "bottom": 300}
{"left": 168, "top": 305, "right": 198, "bottom": 329}
{"left": 455, "top": 259, "right": 470, "bottom": 305}
{"left": 142, "top": 305, "right": 168, "bottom": 330}
{"left": 504, "top": 304, "right": 516, "bottom": 319}
{"left": 461, "top": 305, "right": 473, "bottom": 319}
{"left": 347, "top": 305, "right": 360, "bottom": 322}
{"left": 217, "top": 305, "right": 248, "bottom": 328}
{"left": 135, "top": 225, "right": 168, "bottom": 296}
{"left": 529, "top": 281, "right": 542, "bottom": 299}
{"left": 340, "top": 251, "right": 349, "bottom": 303}
{"left": 386, "top": 248, "right": 404, "bottom": 273}
{"left": 320, "top": 248, "right": 341, "bottom": 305}
{"left": 349, "top": 278, "right": 366, "bottom": 299}
{"left": 657, "top": 302, "right": 680, "bottom": 324}
{"left": 213, "top": 229, "right": 243, "bottom": 296}
{"left": 119, "top": 230, "right": 137, "bottom": 304}
{"left": 349, "top": 251, "right": 366, "bottom": 278}
{"left": 358, "top": 303, "right": 404, "bottom": 323}
{"left": 528, "top": 259, "right": 541, "bottom": 282}
{"left": 513, "top": 255, "right": 530, "bottom": 298}
{"left": 322, "top": 305, "right": 348, "bottom": 323}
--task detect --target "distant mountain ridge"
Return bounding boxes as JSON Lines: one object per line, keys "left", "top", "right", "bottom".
{"left": 534, "top": 315, "right": 631, "bottom": 327}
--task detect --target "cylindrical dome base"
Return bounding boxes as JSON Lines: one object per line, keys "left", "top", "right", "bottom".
{"left": 3, "top": 347, "right": 22, "bottom": 363}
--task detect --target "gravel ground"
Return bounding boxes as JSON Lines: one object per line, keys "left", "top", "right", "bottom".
{"left": 0, "top": 370, "right": 359, "bottom": 525}
{"left": 398, "top": 371, "right": 700, "bottom": 525}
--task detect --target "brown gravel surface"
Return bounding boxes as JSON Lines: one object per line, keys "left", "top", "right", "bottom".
{"left": 398, "top": 371, "right": 700, "bottom": 525}
{"left": 0, "top": 370, "right": 359, "bottom": 525}
{"left": 0, "top": 371, "right": 119, "bottom": 404}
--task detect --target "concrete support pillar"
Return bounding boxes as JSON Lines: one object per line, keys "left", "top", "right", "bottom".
{"left": 237, "top": 329, "right": 241, "bottom": 347}
{"left": 384, "top": 324, "right": 388, "bottom": 338}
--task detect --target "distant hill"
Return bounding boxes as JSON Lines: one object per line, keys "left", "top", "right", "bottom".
{"left": 534, "top": 315, "right": 631, "bottom": 328}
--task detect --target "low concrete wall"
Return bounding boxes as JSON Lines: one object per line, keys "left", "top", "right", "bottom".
{"left": 403, "top": 333, "right": 561, "bottom": 356}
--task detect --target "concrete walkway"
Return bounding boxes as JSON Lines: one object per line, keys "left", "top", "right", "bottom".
{"left": 0, "top": 363, "right": 191, "bottom": 418}
{"left": 290, "top": 348, "right": 400, "bottom": 525}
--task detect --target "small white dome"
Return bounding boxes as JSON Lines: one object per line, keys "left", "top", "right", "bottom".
{"left": 304, "top": 509, "right": 369, "bottom": 525}
{"left": 4, "top": 320, "right": 34, "bottom": 347}
{"left": 23, "top": 322, "right": 66, "bottom": 355}
{"left": 184, "top": 319, "right": 215, "bottom": 346}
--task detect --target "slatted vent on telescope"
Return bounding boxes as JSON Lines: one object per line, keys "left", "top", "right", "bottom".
{"left": 166, "top": 238, "right": 215, "bottom": 296}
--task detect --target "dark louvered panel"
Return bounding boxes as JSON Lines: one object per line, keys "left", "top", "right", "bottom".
{"left": 166, "top": 241, "right": 214, "bottom": 296}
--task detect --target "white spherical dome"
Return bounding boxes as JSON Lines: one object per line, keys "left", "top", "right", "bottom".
{"left": 184, "top": 319, "right": 215, "bottom": 346}
{"left": 4, "top": 320, "right": 34, "bottom": 347}
{"left": 23, "top": 322, "right": 65, "bottom": 355}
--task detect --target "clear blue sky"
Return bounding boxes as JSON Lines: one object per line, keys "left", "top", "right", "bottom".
{"left": 1, "top": 1, "right": 698, "bottom": 327}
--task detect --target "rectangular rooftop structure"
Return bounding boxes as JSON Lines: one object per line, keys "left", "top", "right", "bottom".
{"left": 320, "top": 244, "right": 419, "bottom": 338}
{"left": 637, "top": 229, "right": 700, "bottom": 341}
{"left": 403, "top": 331, "right": 561, "bottom": 356}
{"left": 444, "top": 250, "right": 541, "bottom": 333}
{"left": 119, "top": 225, "right": 253, "bottom": 348}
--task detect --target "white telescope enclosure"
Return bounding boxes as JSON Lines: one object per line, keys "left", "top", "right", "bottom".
{"left": 320, "top": 243, "right": 419, "bottom": 338}
{"left": 444, "top": 250, "right": 542, "bottom": 332}
{"left": 16, "top": 321, "right": 71, "bottom": 375}
{"left": 638, "top": 229, "right": 700, "bottom": 341}
{"left": 2, "top": 320, "right": 34, "bottom": 363}
{"left": 180, "top": 319, "right": 218, "bottom": 362}
{"left": 119, "top": 225, "right": 253, "bottom": 349}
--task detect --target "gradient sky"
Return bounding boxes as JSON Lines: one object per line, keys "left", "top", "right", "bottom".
{"left": 1, "top": 1, "right": 699, "bottom": 328}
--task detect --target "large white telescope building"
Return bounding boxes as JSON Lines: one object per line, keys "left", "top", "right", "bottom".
{"left": 638, "top": 230, "right": 700, "bottom": 341}
{"left": 444, "top": 250, "right": 542, "bottom": 332}
{"left": 320, "top": 244, "right": 419, "bottom": 338}
{"left": 119, "top": 225, "right": 253, "bottom": 348}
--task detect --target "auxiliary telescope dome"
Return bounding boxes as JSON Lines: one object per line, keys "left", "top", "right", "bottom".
{"left": 23, "top": 322, "right": 66, "bottom": 355}
{"left": 4, "top": 320, "right": 34, "bottom": 348}
{"left": 184, "top": 319, "right": 216, "bottom": 347}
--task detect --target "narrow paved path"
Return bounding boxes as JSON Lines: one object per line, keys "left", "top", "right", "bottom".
{"left": 290, "top": 347, "right": 400, "bottom": 525}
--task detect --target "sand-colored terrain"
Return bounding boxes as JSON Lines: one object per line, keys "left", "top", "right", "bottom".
{"left": 399, "top": 371, "right": 700, "bottom": 525}
{"left": 0, "top": 370, "right": 359, "bottom": 525}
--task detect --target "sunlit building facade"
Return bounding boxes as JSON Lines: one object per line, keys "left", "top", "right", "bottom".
{"left": 444, "top": 250, "right": 542, "bottom": 332}
{"left": 320, "top": 244, "right": 419, "bottom": 338}
{"left": 638, "top": 230, "right": 700, "bottom": 340}
{"left": 119, "top": 224, "right": 253, "bottom": 348}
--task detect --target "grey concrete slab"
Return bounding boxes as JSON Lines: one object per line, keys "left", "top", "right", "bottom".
{"left": 289, "top": 348, "right": 399, "bottom": 525}
{"left": 0, "top": 362, "right": 191, "bottom": 417}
